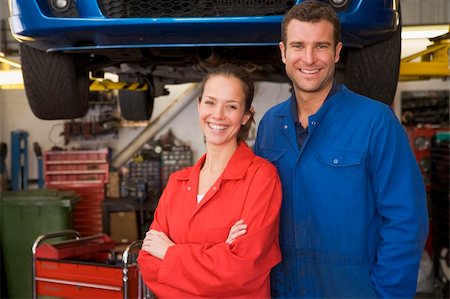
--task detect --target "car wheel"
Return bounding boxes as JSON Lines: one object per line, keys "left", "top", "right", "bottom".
{"left": 20, "top": 43, "right": 89, "bottom": 120}
{"left": 343, "top": 25, "right": 401, "bottom": 106}
{"left": 119, "top": 82, "right": 155, "bottom": 121}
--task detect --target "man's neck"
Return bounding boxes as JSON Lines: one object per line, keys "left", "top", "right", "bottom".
{"left": 295, "top": 87, "right": 330, "bottom": 128}
{"left": 296, "top": 94, "right": 327, "bottom": 128}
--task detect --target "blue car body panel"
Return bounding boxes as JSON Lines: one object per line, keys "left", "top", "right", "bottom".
{"left": 9, "top": 0, "right": 399, "bottom": 52}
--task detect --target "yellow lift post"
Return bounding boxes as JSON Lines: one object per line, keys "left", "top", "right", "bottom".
{"left": 399, "top": 32, "right": 450, "bottom": 81}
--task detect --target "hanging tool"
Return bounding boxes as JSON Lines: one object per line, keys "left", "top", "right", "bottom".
{"left": 0, "top": 142, "right": 8, "bottom": 191}
{"left": 33, "top": 142, "right": 44, "bottom": 189}
{"left": 136, "top": 180, "right": 148, "bottom": 236}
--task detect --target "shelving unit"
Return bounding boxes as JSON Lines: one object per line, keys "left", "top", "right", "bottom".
{"left": 44, "top": 149, "right": 109, "bottom": 237}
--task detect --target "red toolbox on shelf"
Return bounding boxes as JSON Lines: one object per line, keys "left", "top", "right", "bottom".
{"left": 44, "top": 149, "right": 109, "bottom": 186}
{"left": 33, "top": 231, "right": 146, "bottom": 299}
{"left": 44, "top": 149, "right": 110, "bottom": 236}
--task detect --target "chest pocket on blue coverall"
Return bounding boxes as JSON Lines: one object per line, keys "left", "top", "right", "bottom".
{"left": 314, "top": 151, "right": 363, "bottom": 211}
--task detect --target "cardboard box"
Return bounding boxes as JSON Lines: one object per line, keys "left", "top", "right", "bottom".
{"left": 109, "top": 211, "right": 139, "bottom": 244}
{"left": 107, "top": 171, "right": 120, "bottom": 198}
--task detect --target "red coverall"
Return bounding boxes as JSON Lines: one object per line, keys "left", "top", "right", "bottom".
{"left": 137, "top": 142, "right": 282, "bottom": 298}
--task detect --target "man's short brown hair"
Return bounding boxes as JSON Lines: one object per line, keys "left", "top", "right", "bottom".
{"left": 281, "top": 0, "right": 341, "bottom": 46}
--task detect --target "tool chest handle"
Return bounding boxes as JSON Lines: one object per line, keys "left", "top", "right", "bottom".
{"left": 32, "top": 229, "right": 81, "bottom": 254}
{"left": 122, "top": 240, "right": 146, "bottom": 299}
{"left": 32, "top": 229, "right": 81, "bottom": 299}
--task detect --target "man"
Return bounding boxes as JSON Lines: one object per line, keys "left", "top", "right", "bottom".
{"left": 254, "top": 1, "right": 429, "bottom": 298}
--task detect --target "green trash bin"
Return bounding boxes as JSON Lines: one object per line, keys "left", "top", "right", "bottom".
{"left": 0, "top": 189, "right": 79, "bottom": 299}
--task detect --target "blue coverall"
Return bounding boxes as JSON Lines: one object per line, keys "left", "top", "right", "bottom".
{"left": 254, "top": 83, "right": 429, "bottom": 298}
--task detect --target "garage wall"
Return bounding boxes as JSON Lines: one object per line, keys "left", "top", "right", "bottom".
{"left": 0, "top": 89, "right": 63, "bottom": 182}
{"left": 402, "top": 0, "right": 450, "bottom": 25}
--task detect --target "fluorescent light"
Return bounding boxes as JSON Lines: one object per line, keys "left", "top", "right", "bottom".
{"left": 0, "top": 70, "right": 24, "bottom": 89}
{"left": 402, "top": 24, "right": 449, "bottom": 39}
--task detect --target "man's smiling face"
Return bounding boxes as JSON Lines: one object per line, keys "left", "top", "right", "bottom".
{"left": 279, "top": 19, "right": 342, "bottom": 98}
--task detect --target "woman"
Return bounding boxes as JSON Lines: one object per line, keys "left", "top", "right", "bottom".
{"left": 137, "top": 64, "right": 282, "bottom": 298}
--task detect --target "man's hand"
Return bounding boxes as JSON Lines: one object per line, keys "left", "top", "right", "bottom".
{"left": 226, "top": 219, "right": 247, "bottom": 244}
{"left": 141, "top": 229, "right": 175, "bottom": 260}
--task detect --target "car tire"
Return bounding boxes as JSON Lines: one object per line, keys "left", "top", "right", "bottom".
{"left": 20, "top": 43, "right": 89, "bottom": 120}
{"left": 119, "top": 86, "right": 155, "bottom": 121}
{"left": 343, "top": 25, "right": 402, "bottom": 106}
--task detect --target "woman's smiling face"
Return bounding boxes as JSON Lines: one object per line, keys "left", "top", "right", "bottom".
{"left": 198, "top": 75, "right": 250, "bottom": 147}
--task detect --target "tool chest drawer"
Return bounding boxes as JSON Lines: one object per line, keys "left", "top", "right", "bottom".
{"left": 36, "top": 259, "right": 139, "bottom": 299}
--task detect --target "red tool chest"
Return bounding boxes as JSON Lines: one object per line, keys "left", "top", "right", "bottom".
{"left": 33, "top": 231, "right": 145, "bottom": 299}
{"left": 36, "top": 259, "right": 139, "bottom": 299}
